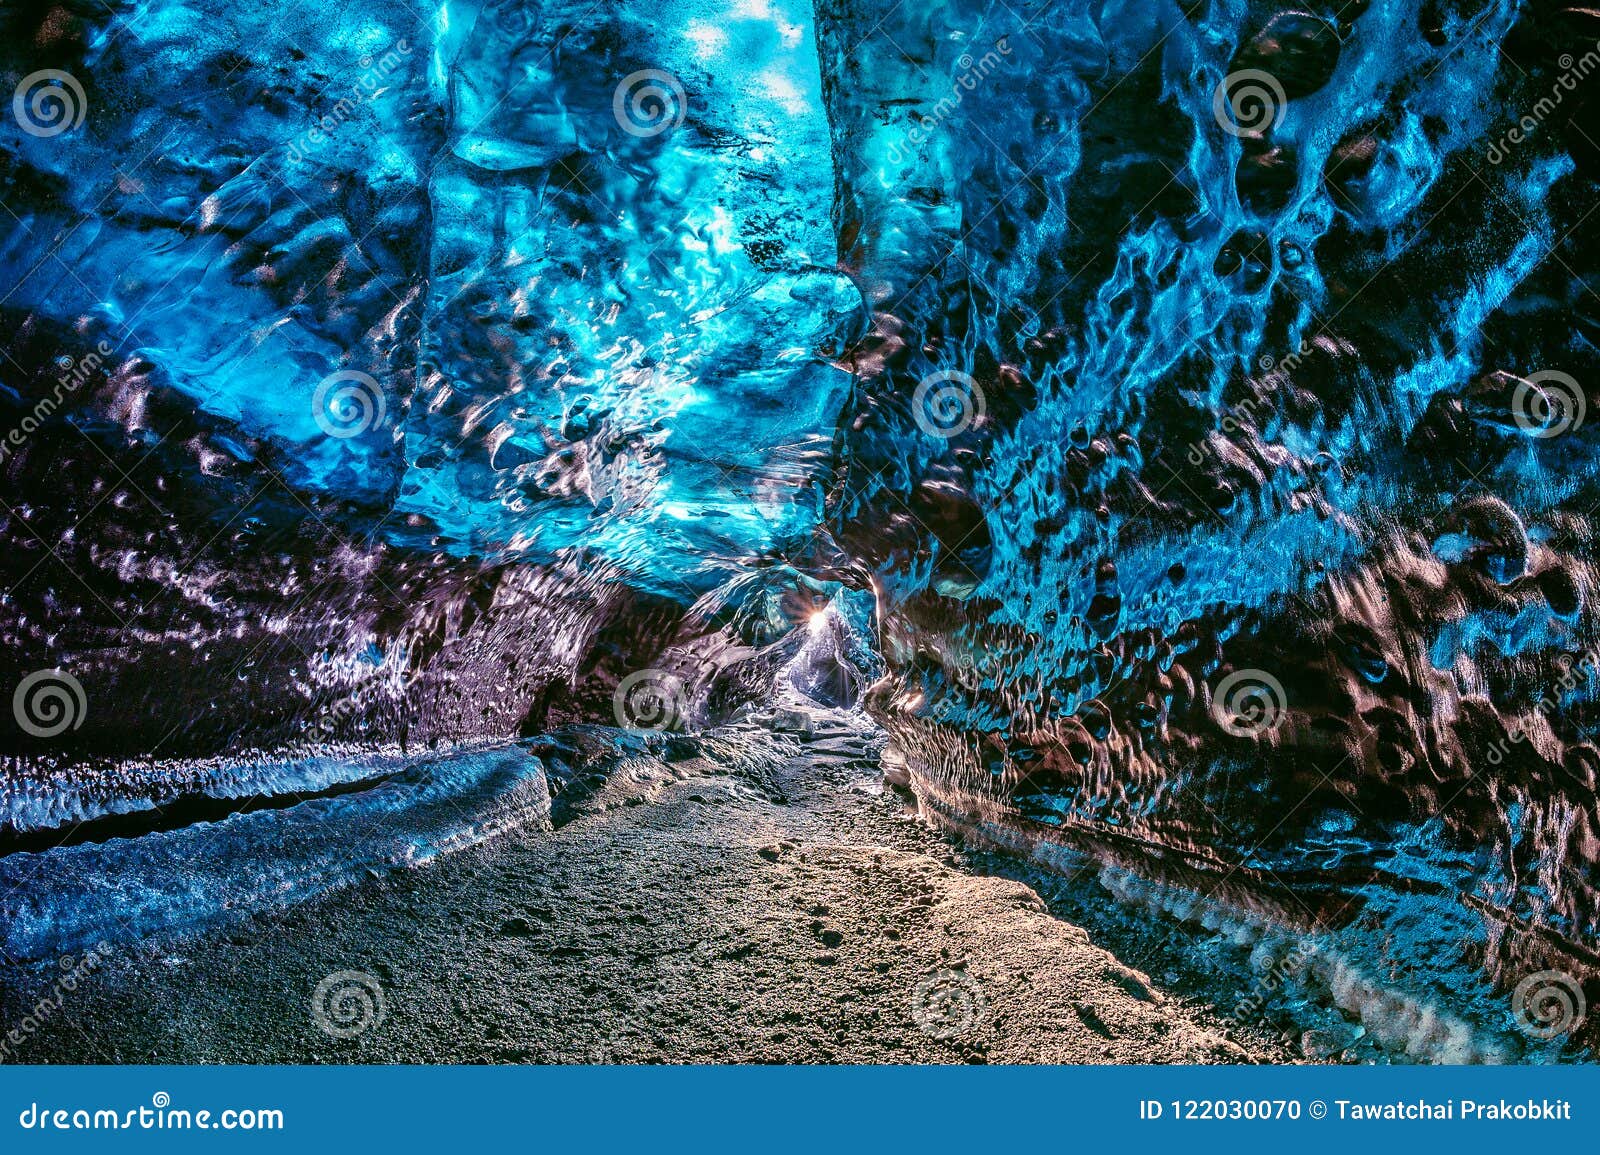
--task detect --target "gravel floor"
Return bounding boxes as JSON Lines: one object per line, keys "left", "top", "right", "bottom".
{"left": 1, "top": 714, "right": 1279, "bottom": 1064}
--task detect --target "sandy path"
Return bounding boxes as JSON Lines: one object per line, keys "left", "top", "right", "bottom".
{"left": 2, "top": 717, "right": 1267, "bottom": 1063}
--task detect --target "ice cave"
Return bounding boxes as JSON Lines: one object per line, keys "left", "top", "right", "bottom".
{"left": 0, "top": 0, "right": 1597, "bottom": 1064}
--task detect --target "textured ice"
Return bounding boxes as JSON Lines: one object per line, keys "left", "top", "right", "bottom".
{"left": 2, "top": 0, "right": 1598, "bottom": 1058}
{"left": 0, "top": 744, "right": 553, "bottom": 960}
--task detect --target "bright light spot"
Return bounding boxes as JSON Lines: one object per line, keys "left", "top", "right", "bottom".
{"left": 681, "top": 205, "right": 742, "bottom": 256}
{"left": 760, "top": 70, "right": 810, "bottom": 116}
{"left": 808, "top": 607, "right": 833, "bottom": 635}
{"left": 686, "top": 20, "right": 728, "bottom": 59}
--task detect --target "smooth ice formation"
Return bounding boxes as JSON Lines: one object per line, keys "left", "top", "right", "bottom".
{"left": 2, "top": 0, "right": 1597, "bottom": 1060}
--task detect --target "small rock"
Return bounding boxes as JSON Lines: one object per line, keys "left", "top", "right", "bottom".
{"left": 1236, "top": 141, "right": 1298, "bottom": 213}
{"left": 1108, "top": 965, "right": 1165, "bottom": 1005}
{"left": 1300, "top": 1022, "right": 1364, "bottom": 1060}
{"left": 773, "top": 709, "right": 814, "bottom": 736}
{"left": 1210, "top": 1037, "right": 1252, "bottom": 1061}
{"left": 1230, "top": 11, "right": 1342, "bottom": 100}
{"left": 1073, "top": 1001, "right": 1114, "bottom": 1038}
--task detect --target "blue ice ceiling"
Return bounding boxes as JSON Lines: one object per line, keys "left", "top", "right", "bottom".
{"left": 2, "top": 0, "right": 856, "bottom": 599}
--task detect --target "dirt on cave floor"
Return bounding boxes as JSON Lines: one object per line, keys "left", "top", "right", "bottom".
{"left": 1, "top": 708, "right": 1293, "bottom": 1064}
